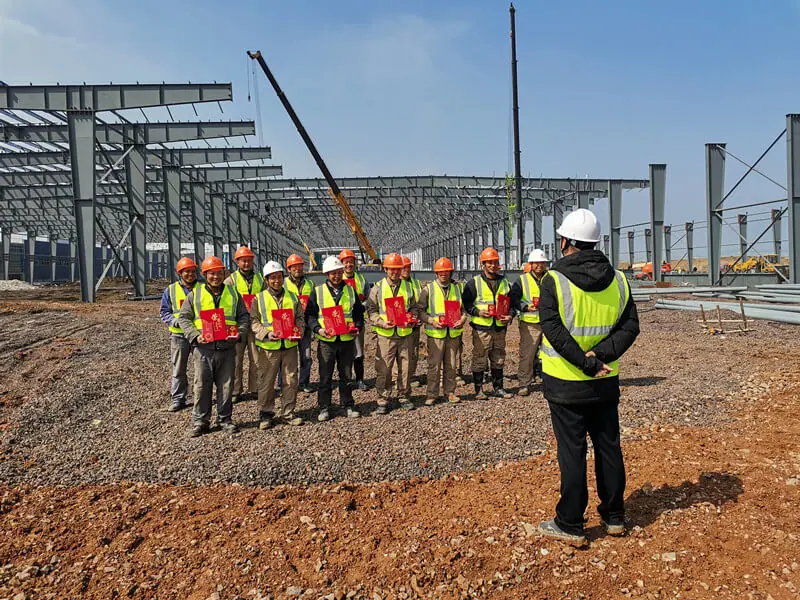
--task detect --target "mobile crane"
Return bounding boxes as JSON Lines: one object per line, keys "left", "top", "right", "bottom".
{"left": 247, "top": 50, "right": 381, "bottom": 265}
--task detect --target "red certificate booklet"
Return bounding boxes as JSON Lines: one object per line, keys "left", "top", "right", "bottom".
{"left": 344, "top": 278, "right": 358, "bottom": 292}
{"left": 199, "top": 308, "right": 227, "bottom": 342}
{"left": 443, "top": 300, "right": 461, "bottom": 327}
{"left": 241, "top": 294, "right": 255, "bottom": 311}
{"left": 271, "top": 308, "right": 298, "bottom": 339}
{"left": 321, "top": 305, "right": 349, "bottom": 336}
{"left": 384, "top": 296, "right": 408, "bottom": 326}
{"left": 298, "top": 294, "right": 309, "bottom": 312}
{"left": 496, "top": 293, "right": 511, "bottom": 318}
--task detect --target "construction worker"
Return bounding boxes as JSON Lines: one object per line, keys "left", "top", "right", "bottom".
{"left": 510, "top": 249, "right": 548, "bottom": 396}
{"left": 178, "top": 256, "right": 250, "bottom": 438}
{"left": 306, "top": 256, "right": 365, "bottom": 421}
{"left": 250, "top": 261, "right": 306, "bottom": 430}
{"left": 452, "top": 276, "right": 467, "bottom": 386}
{"left": 366, "top": 252, "right": 418, "bottom": 413}
{"left": 284, "top": 253, "right": 315, "bottom": 393}
{"left": 536, "top": 208, "right": 640, "bottom": 545}
{"left": 462, "top": 247, "right": 514, "bottom": 399}
{"left": 224, "top": 246, "right": 263, "bottom": 403}
{"left": 416, "top": 257, "right": 467, "bottom": 405}
{"left": 159, "top": 256, "right": 201, "bottom": 412}
{"left": 401, "top": 255, "right": 424, "bottom": 389}
{"left": 339, "top": 249, "right": 370, "bottom": 389}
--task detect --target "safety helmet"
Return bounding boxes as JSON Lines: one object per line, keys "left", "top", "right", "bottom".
{"left": 556, "top": 208, "right": 601, "bottom": 243}
{"left": 433, "top": 257, "right": 454, "bottom": 272}
{"left": 338, "top": 249, "right": 356, "bottom": 261}
{"left": 175, "top": 256, "right": 198, "bottom": 274}
{"left": 479, "top": 247, "right": 500, "bottom": 263}
{"left": 322, "top": 256, "right": 345, "bottom": 274}
{"left": 286, "top": 254, "right": 304, "bottom": 268}
{"left": 401, "top": 255, "right": 412, "bottom": 268}
{"left": 382, "top": 252, "right": 404, "bottom": 269}
{"left": 234, "top": 246, "right": 255, "bottom": 260}
{"left": 527, "top": 249, "right": 547, "bottom": 263}
{"left": 201, "top": 256, "right": 225, "bottom": 274}
{"left": 262, "top": 261, "right": 283, "bottom": 277}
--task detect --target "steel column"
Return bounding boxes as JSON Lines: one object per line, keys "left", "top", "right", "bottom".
{"left": 238, "top": 207, "right": 250, "bottom": 247}
{"left": 603, "top": 235, "right": 610, "bottom": 258}
{"left": 190, "top": 183, "right": 206, "bottom": 262}
{"left": 772, "top": 208, "right": 782, "bottom": 259}
{"left": 552, "top": 201, "right": 565, "bottom": 251}
{"left": 787, "top": 114, "right": 800, "bottom": 283}
{"left": 163, "top": 166, "right": 182, "bottom": 282}
{"left": 226, "top": 202, "right": 239, "bottom": 268}
{"left": 125, "top": 144, "right": 147, "bottom": 298}
{"left": 69, "top": 239, "right": 76, "bottom": 282}
{"left": 686, "top": 222, "right": 694, "bottom": 272}
{"left": 644, "top": 229, "right": 652, "bottom": 263}
{"left": 67, "top": 111, "right": 96, "bottom": 302}
{"left": 738, "top": 214, "right": 748, "bottom": 260}
{"left": 249, "top": 215, "right": 258, "bottom": 257}
{"left": 627, "top": 231, "right": 635, "bottom": 267}
{"left": 577, "top": 191, "right": 590, "bottom": 210}
{"left": 532, "top": 199, "right": 543, "bottom": 249}
{"left": 2, "top": 231, "right": 9, "bottom": 280}
{"left": 50, "top": 236, "right": 58, "bottom": 283}
{"left": 649, "top": 164, "right": 666, "bottom": 282}
{"left": 210, "top": 193, "right": 224, "bottom": 259}
{"left": 706, "top": 143, "right": 726, "bottom": 285}
{"left": 663, "top": 226, "right": 672, "bottom": 264}
{"left": 26, "top": 231, "right": 35, "bottom": 284}
{"left": 608, "top": 180, "right": 622, "bottom": 270}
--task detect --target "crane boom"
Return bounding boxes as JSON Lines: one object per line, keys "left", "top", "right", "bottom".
{"left": 247, "top": 50, "right": 380, "bottom": 264}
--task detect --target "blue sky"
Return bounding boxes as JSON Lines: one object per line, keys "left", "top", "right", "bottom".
{"left": 1, "top": 0, "right": 797, "bottom": 259}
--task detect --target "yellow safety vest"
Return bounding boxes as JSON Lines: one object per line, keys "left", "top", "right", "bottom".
{"left": 423, "top": 281, "right": 463, "bottom": 339}
{"left": 315, "top": 283, "right": 357, "bottom": 343}
{"left": 469, "top": 275, "right": 511, "bottom": 328}
{"left": 191, "top": 284, "right": 239, "bottom": 332}
{"left": 231, "top": 270, "right": 264, "bottom": 295}
{"left": 373, "top": 278, "right": 414, "bottom": 338}
{"left": 519, "top": 272, "right": 543, "bottom": 324}
{"left": 254, "top": 289, "right": 300, "bottom": 351}
{"left": 284, "top": 276, "right": 314, "bottom": 298}
{"left": 540, "top": 270, "right": 630, "bottom": 381}
{"left": 167, "top": 281, "right": 199, "bottom": 334}
{"left": 405, "top": 277, "right": 422, "bottom": 302}
{"left": 343, "top": 272, "right": 367, "bottom": 298}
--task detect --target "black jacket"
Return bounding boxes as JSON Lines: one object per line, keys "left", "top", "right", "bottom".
{"left": 306, "top": 280, "right": 365, "bottom": 342}
{"left": 462, "top": 273, "right": 516, "bottom": 332}
{"left": 539, "top": 249, "right": 640, "bottom": 405}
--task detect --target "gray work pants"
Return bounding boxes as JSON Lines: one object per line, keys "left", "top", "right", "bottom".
{"left": 170, "top": 333, "right": 192, "bottom": 405}
{"left": 192, "top": 345, "right": 236, "bottom": 426}
{"left": 233, "top": 332, "right": 258, "bottom": 396}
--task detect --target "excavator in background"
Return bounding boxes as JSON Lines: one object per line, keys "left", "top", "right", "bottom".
{"left": 247, "top": 50, "right": 381, "bottom": 265}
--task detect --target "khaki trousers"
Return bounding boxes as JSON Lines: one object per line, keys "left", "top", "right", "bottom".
{"left": 426, "top": 334, "right": 460, "bottom": 397}
{"left": 375, "top": 335, "right": 412, "bottom": 403}
{"left": 470, "top": 328, "right": 507, "bottom": 373}
{"left": 234, "top": 332, "right": 258, "bottom": 396}
{"left": 256, "top": 345, "right": 299, "bottom": 418}
{"left": 518, "top": 321, "right": 543, "bottom": 388}
{"left": 409, "top": 328, "right": 421, "bottom": 381}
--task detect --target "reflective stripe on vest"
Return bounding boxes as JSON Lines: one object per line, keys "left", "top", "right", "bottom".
{"left": 315, "top": 284, "right": 356, "bottom": 343}
{"left": 168, "top": 281, "right": 198, "bottom": 334}
{"left": 231, "top": 270, "right": 264, "bottom": 295}
{"left": 373, "top": 278, "right": 414, "bottom": 337}
{"left": 254, "top": 290, "right": 299, "bottom": 351}
{"left": 519, "top": 272, "right": 542, "bottom": 324}
{"left": 540, "top": 270, "right": 630, "bottom": 381}
{"left": 469, "top": 275, "right": 511, "bottom": 328}
{"left": 406, "top": 277, "right": 422, "bottom": 302}
{"left": 192, "top": 284, "right": 239, "bottom": 331}
{"left": 423, "top": 281, "right": 463, "bottom": 339}
{"left": 284, "top": 276, "right": 314, "bottom": 298}
{"left": 344, "top": 272, "right": 366, "bottom": 297}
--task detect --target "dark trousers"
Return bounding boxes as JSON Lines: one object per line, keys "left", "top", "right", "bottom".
{"left": 193, "top": 346, "right": 236, "bottom": 426}
{"left": 298, "top": 328, "right": 312, "bottom": 387}
{"left": 548, "top": 400, "right": 626, "bottom": 535}
{"left": 317, "top": 339, "right": 355, "bottom": 409}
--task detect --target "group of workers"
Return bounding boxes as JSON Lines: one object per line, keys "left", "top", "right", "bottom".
{"left": 159, "top": 207, "right": 640, "bottom": 543}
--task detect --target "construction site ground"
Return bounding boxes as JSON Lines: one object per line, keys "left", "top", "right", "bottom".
{"left": 1, "top": 281, "right": 798, "bottom": 599}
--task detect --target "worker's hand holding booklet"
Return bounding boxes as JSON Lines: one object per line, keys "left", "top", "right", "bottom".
{"left": 199, "top": 308, "right": 228, "bottom": 342}
{"left": 271, "top": 308, "right": 300, "bottom": 340}
{"left": 384, "top": 296, "right": 410, "bottom": 326}
{"left": 321, "top": 305, "right": 350, "bottom": 336}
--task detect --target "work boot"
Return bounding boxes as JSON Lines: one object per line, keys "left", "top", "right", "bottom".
{"left": 282, "top": 414, "right": 306, "bottom": 426}
{"left": 399, "top": 397, "right": 415, "bottom": 411}
{"left": 302, "top": 385, "right": 314, "bottom": 394}
{"left": 447, "top": 393, "right": 461, "bottom": 404}
{"left": 258, "top": 412, "right": 274, "bottom": 430}
{"left": 491, "top": 368, "right": 513, "bottom": 399}
{"left": 356, "top": 380, "right": 368, "bottom": 391}
{"left": 518, "top": 387, "right": 530, "bottom": 397}
{"left": 473, "top": 372, "right": 487, "bottom": 400}
{"left": 231, "top": 394, "right": 240, "bottom": 405}
{"left": 317, "top": 409, "right": 331, "bottom": 422}
{"left": 190, "top": 423, "right": 209, "bottom": 438}
{"left": 600, "top": 517, "right": 626, "bottom": 537}
{"left": 537, "top": 520, "right": 587, "bottom": 546}
{"left": 375, "top": 404, "right": 389, "bottom": 415}
{"left": 219, "top": 421, "right": 239, "bottom": 434}
{"left": 410, "top": 380, "right": 421, "bottom": 389}
{"left": 424, "top": 396, "right": 437, "bottom": 406}
{"left": 167, "top": 401, "right": 186, "bottom": 412}
{"left": 345, "top": 406, "right": 361, "bottom": 419}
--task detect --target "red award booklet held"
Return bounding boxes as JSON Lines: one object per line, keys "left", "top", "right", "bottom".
{"left": 199, "top": 308, "right": 227, "bottom": 342}
{"left": 442, "top": 300, "right": 461, "bottom": 327}
{"left": 321, "top": 305, "right": 349, "bottom": 336}
{"left": 384, "top": 296, "right": 409, "bottom": 326}
{"left": 271, "top": 308, "right": 298, "bottom": 339}
{"left": 495, "top": 293, "right": 511, "bottom": 318}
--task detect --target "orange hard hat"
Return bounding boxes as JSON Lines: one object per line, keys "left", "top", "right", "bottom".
{"left": 433, "top": 257, "right": 454, "bottom": 272}
{"left": 401, "top": 255, "right": 412, "bottom": 267}
{"left": 234, "top": 246, "right": 255, "bottom": 260}
{"left": 201, "top": 256, "right": 225, "bottom": 273}
{"left": 479, "top": 247, "right": 500, "bottom": 263}
{"left": 523, "top": 263, "right": 531, "bottom": 274}
{"left": 286, "top": 254, "right": 304, "bottom": 268}
{"left": 175, "top": 256, "right": 198, "bottom": 274}
{"left": 382, "top": 252, "right": 404, "bottom": 269}
{"left": 339, "top": 249, "right": 356, "bottom": 261}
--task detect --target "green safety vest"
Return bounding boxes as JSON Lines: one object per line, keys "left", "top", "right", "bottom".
{"left": 315, "top": 283, "right": 357, "bottom": 343}
{"left": 254, "top": 289, "right": 300, "bottom": 351}
{"left": 539, "top": 269, "right": 630, "bottom": 381}
{"left": 405, "top": 277, "right": 422, "bottom": 302}
{"left": 423, "top": 281, "right": 463, "bottom": 339}
{"left": 167, "top": 281, "right": 199, "bottom": 334}
{"left": 343, "top": 272, "right": 367, "bottom": 298}
{"left": 284, "top": 276, "right": 314, "bottom": 299}
{"left": 231, "top": 270, "right": 264, "bottom": 295}
{"left": 191, "top": 284, "right": 239, "bottom": 332}
{"left": 518, "top": 272, "right": 543, "bottom": 324}
{"left": 373, "top": 278, "right": 414, "bottom": 338}
{"left": 469, "top": 275, "right": 511, "bottom": 328}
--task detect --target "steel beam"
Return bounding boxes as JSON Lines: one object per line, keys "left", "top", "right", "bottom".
{"left": 645, "top": 229, "right": 652, "bottom": 263}
{"left": 627, "top": 231, "right": 635, "bottom": 267}
{"left": 788, "top": 114, "right": 800, "bottom": 283}
{"left": 608, "top": 180, "right": 622, "bottom": 269}
{"left": 50, "top": 236, "right": 57, "bottom": 282}
{"left": 738, "top": 214, "right": 748, "bottom": 260}
{"left": 772, "top": 208, "right": 782, "bottom": 259}
{"left": 663, "top": 225, "right": 672, "bottom": 264}
{"left": 163, "top": 166, "right": 181, "bottom": 282}
{"left": 706, "top": 143, "right": 726, "bottom": 285}
{"left": 125, "top": 143, "right": 147, "bottom": 298}
{"left": 686, "top": 222, "right": 694, "bottom": 272}
{"left": 648, "top": 164, "right": 666, "bottom": 282}
{"left": 68, "top": 111, "right": 96, "bottom": 302}
{"left": 26, "top": 231, "right": 35, "bottom": 284}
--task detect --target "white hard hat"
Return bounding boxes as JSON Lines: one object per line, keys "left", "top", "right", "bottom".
{"left": 527, "top": 249, "right": 547, "bottom": 263}
{"left": 556, "top": 208, "right": 601, "bottom": 243}
{"left": 262, "top": 260, "right": 283, "bottom": 277}
{"left": 322, "top": 256, "right": 345, "bottom": 274}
